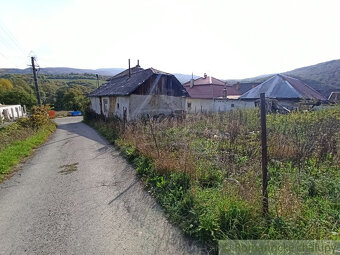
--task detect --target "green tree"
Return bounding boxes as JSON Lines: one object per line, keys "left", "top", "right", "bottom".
{"left": 12, "top": 77, "right": 33, "bottom": 94}
{"left": 0, "top": 88, "right": 37, "bottom": 108}
{"left": 62, "top": 88, "right": 89, "bottom": 111}
{"left": 54, "top": 87, "right": 68, "bottom": 110}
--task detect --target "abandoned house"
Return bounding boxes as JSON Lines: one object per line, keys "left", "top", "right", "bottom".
{"left": 89, "top": 66, "right": 189, "bottom": 121}
{"left": 183, "top": 73, "right": 255, "bottom": 113}
{"left": 240, "top": 74, "right": 326, "bottom": 109}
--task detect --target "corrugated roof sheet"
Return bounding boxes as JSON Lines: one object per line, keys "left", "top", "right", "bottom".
{"left": 240, "top": 74, "right": 325, "bottom": 100}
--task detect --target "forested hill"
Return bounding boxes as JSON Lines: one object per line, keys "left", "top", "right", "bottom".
{"left": 0, "top": 67, "right": 200, "bottom": 84}
{"left": 0, "top": 67, "right": 125, "bottom": 76}
{"left": 284, "top": 60, "right": 340, "bottom": 96}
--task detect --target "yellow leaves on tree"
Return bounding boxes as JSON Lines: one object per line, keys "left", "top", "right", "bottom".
{"left": 0, "top": 78, "right": 13, "bottom": 94}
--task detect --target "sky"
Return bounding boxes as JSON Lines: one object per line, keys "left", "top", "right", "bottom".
{"left": 0, "top": 0, "right": 339, "bottom": 79}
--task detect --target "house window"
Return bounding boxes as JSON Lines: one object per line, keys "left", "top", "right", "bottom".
{"left": 231, "top": 104, "right": 235, "bottom": 108}
{"left": 187, "top": 102, "right": 192, "bottom": 108}
{"left": 103, "top": 99, "right": 108, "bottom": 112}
{"left": 117, "top": 103, "right": 120, "bottom": 109}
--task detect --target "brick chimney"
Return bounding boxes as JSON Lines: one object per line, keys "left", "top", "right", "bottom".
{"left": 235, "top": 82, "right": 240, "bottom": 91}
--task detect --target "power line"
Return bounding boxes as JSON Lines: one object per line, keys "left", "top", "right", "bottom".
{"left": 0, "top": 19, "right": 26, "bottom": 57}
{"left": 0, "top": 50, "right": 21, "bottom": 68}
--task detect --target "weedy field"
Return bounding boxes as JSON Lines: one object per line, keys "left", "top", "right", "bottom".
{"left": 85, "top": 105, "right": 340, "bottom": 252}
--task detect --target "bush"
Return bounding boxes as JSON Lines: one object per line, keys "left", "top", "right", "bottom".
{"left": 29, "top": 105, "right": 52, "bottom": 129}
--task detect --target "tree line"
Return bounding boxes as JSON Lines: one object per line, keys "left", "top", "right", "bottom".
{"left": 0, "top": 73, "right": 106, "bottom": 112}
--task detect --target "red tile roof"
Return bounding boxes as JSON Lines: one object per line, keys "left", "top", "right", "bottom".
{"left": 183, "top": 75, "right": 241, "bottom": 99}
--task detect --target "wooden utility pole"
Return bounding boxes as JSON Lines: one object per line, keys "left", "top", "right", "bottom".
{"left": 260, "top": 93, "right": 268, "bottom": 217}
{"left": 31, "top": 57, "right": 41, "bottom": 105}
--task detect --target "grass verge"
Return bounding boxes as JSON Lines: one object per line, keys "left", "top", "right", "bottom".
{"left": 0, "top": 106, "right": 57, "bottom": 182}
{"left": 0, "top": 123, "right": 56, "bottom": 182}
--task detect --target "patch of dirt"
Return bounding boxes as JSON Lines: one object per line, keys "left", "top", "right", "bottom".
{"left": 59, "top": 163, "right": 79, "bottom": 175}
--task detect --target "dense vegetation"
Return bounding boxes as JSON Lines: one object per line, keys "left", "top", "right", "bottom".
{"left": 85, "top": 106, "right": 340, "bottom": 252}
{"left": 0, "top": 106, "right": 56, "bottom": 181}
{"left": 0, "top": 73, "right": 107, "bottom": 111}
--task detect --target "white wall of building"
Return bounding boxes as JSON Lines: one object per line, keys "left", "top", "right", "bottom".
{"left": 90, "top": 97, "right": 101, "bottom": 115}
{"left": 186, "top": 98, "right": 255, "bottom": 113}
{"left": 90, "top": 96, "right": 130, "bottom": 119}
{"left": 91, "top": 95, "right": 256, "bottom": 120}
{"left": 129, "top": 94, "right": 185, "bottom": 120}
{"left": 214, "top": 99, "right": 255, "bottom": 111}
{"left": 101, "top": 96, "right": 110, "bottom": 118}
{"left": 0, "top": 105, "right": 26, "bottom": 121}
{"left": 115, "top": 96, "right": 130, "bottom": 120}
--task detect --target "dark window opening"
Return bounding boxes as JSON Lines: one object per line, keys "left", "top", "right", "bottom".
{"left": 117, "top": 103, "right": 120, "bottom": 109}
{"left": 103, "top": 99, "right": 108, "bottom": 112}
{"left": 231, "top": 104, "right": 235, "bottom": 107}
{"left": 187, "top": 102, "right": 192, "bottom": 108}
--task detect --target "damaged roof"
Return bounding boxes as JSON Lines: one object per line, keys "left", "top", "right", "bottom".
{"left": 89, "top": 68, "right": 184, "bottom": 97}
{"left": 240, "top": 74, "right": 326, "bottom": 100}
{"left": 111, "top": 66, "right": 145, "bottom": 79}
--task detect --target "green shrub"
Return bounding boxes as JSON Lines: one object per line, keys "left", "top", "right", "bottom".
{"left": 29, "top": 105, "right": 52, "bottom": 129}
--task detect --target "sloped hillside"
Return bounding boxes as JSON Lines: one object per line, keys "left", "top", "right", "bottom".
{"left": 284, "top": 59, "right": 340, "bottom": 96}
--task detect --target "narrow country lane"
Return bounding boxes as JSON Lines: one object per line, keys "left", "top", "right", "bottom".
{"left": 0, "top": 117, "right": 204, "bottom": 255}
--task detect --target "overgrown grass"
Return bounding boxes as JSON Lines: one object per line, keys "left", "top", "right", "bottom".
{"left": 84, "top": 105, "right": 340, "bottom": 252}
{"left": 0, "top": 106, "right": 56, "bottom": 181}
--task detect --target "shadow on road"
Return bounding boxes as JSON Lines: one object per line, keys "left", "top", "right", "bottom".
{"left": 51, "top": 117, "right": 110, "bottom": 147}
{"left": 108, "top": 180, "right": 139, "bottom": 205}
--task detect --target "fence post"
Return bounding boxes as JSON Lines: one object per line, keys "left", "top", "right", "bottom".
{"left": 260, "top": 93, "right": 269, "bottom": 217}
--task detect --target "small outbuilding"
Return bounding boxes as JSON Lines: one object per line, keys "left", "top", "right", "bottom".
{"left": 0, "top": 104, "right": 26, "bottom": 122}
{"left": 328, "top": 92, "right": 340, "bottom": 103}
{"left": 183, "top": 74, "right": 254, "bottom": 113}
{"left": 89, "top": 66, "right": 189, "bottom": 121}
{"left": 240, "top": 74, "right": 326, "bottom": 108}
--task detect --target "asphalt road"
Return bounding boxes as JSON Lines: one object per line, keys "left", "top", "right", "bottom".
{"left": 0, "top": 117, "right": 205, "bottom": 255}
